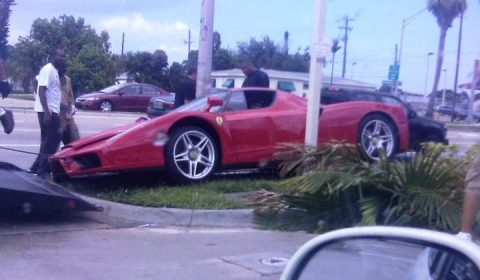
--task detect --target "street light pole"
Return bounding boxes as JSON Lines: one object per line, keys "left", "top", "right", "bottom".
{"left": 394, "top": 8, "right": 426, "bottom": 99}
{"left": 424, "top": 52, "right": 433, "bottom": 102}
{"left": 351, "top": 62, "right": 356, "bottom": 79}
{"left": 442, "top": 69, "right": 447, "bottom": 106}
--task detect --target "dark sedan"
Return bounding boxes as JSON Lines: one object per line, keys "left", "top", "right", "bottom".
{"left": 321, "top": 88, "right": 449, "bottom": 151}
{"left": 75, "top": 83, "right": 171, "bottom": 112}
{"left": 146, "top": 94, "right": 175, "bottom": 118}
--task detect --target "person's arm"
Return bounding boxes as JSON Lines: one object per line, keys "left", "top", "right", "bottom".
{"left": 184, "top": 82, "right": 196, "bottom": 103}
{"left": 460, "top": 192, "right": 480, "bottom": 234}
{"left": 66, "top": 76, "right": 74, "bottom": 106}
{"left": 37, "top": 86, "right": 51, "bottom": 123}
{"left": 261, "top": 73, "right": 270, "bottom": 88}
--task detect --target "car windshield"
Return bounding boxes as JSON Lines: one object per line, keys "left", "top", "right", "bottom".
{"left": 172, "top": 89, "right": 229, "bottom": 113}
{"left": 99, "top": 84, "right": 125, "bottom": 93}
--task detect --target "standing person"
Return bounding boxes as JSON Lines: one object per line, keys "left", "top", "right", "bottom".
{"left": 174, "top": 66, "right": 197, "bottom": 108}
{"left": 241, "top": 59, "right": 270, "bottom": 88}
{"left": 457, "top": 148, "right": 480, "bottom": 241}
{"left": 58, "top": 64, "right": 80, "bottom": 145}
{"left": 29, "top": 48, "right": 66, "bottom": 179}
{"left": 0, "top": 59, "right": 14, "bottom": 134}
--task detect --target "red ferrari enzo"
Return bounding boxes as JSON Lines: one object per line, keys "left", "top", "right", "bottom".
{"left": 50, "top": 88, "right": 409, "bottom": 182}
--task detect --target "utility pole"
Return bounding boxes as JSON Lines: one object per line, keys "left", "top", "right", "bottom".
{"left": 184, "top": 29, "right": 193, "bottom": 58}
{"left": 305, "top": 0, "right": 327, "bottom": 146}
{"left": 121, "top": 32, "right": 125, "bottom": 56}
{"left": 283, "top": 31, "right": 289, "bottom": 54}
{"left": 196, "top": 0, "right": 214, "bottom": 97}
{"left": 338, "top": 16, "right": 353, "bottom": 78}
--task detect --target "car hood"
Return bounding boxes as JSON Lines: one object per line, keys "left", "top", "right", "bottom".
{"left": 77, "top": 92, "right": 107, "bottom": 99}
{"left": 415, "top": 115, "right": 445, "bottom": 125}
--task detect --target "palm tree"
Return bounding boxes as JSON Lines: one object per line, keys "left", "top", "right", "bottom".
{"left": 330, "top": 39, "right": 342, "bottom": 87}
{"left": 252, "top": 142, "right": 477, "bottom": 232}
{"left": 425, "top": 0, "right": 467, "bottom": 118}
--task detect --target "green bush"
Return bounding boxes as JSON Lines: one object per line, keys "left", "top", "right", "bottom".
{"left": 253, "top": 142, "right": 479, "bottom": 232}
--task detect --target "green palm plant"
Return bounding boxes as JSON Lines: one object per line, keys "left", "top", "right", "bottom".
{"left": 253, "top": 142, "right": 477, "bottom": 232}
{"left": 425, "top": 0, "right": 467, "bottom": 118}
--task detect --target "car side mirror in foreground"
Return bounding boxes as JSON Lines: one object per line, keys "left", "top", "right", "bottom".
{"left": 281, "top": 226, "right": 480, "bottom": 280}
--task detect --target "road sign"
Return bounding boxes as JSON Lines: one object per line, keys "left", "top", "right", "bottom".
{"left": 382, "top": 80, "right": 402, "bottom": 86}
{"left": 388, "top": 65, "right": 400, "bottom": 81}
{"left": 310, "top": 37, "right": 332, "bottom": 58}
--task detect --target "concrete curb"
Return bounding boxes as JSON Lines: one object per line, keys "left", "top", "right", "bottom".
{"left": 81, "top": 195, "right": 257, "bottom": 228}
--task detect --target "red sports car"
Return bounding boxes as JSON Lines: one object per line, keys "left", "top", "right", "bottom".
{"left": 50, "top": 88, "right": 409, "bottom": 182}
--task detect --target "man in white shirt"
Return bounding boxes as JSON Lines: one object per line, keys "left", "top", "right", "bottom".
{"left": 29, "top": 48, "right": 66, "bottom": 179}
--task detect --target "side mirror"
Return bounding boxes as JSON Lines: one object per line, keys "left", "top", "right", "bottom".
{"left": 205, "top": 95, "right": 224, "bottom": 111}
{"left": 281, "top": 226, "right": 480, "bottom": 280}
{"left": 118, "top": 91, "right": 124, "bottom": 96}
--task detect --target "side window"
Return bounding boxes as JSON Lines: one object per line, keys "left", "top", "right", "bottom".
{"left": 277, "top": 80, "right": 296, "bottom": 92}
{"left": 223, "top": 91, "right": 247, "bottom": 111}
{"left": 123, "top": 85, "right": 141, "bottom": 95}
{"left": 244, "top": 90, "right": 275, "bottom": 109}
{"left": 142, "top": 86, "right": 160, "bottom": 95}
{"left": 222, "top": 79, "right": 234, "bottom": 88}
{"left": 320, "top": 90, "right": 349, "bottom": 105}
{"left": 355, "top": 92, "right": 376, "bottom": 102}
{"left": 381, "top": 95, "right": 408, "bottom": 115}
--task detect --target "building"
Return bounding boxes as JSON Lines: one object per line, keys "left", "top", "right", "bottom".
{"left": 211, "top": 69, "right": 377, "bottom": 97}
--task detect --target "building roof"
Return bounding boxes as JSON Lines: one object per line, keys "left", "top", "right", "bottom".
{"left": 211, "top": 69, "right": 377, "bottom": 90}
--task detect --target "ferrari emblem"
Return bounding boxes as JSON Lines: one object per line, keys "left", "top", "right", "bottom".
{"left": 216, "top": 116, "right": 223, "bottom": 126}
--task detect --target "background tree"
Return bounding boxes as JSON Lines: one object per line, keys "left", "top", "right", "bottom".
{"left": 329, "top": 39, "right": 341, "bottom": 86}
{"left": 212, "top": 48, "right": 235, "bottom": 70}
{"left": 8, "top": 37, "right": 45, "bottom": 91}
{"left": 9, "top": 14, "right": 115, "bottom": 93}
{"left": 69, "top": 44, "right": 115, "bottom": 95}
{"left": 425, "top": 0, "right": 467, "bottom": 118}
{"left": 237, "top": 36, "right": 277, "bottom": 69}
{"left": 212, "top": 31, "right": 221, "bottom": 52}
{"left": 0, "top": 0, "right": 14, "bottom": 60}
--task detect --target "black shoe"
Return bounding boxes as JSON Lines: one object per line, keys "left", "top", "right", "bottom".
{"left": 0, "top": 108, "right": 14, "bottom": 134}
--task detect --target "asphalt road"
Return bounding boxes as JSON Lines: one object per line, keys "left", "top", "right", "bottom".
{"left": 0, "top": 108, "right": 141, "bottom": 170}
{"left": 1, "top": 100, "right": 479, "bottom": 279}
{"left": 0, "top": 212, "right": 315, "bottom": 280}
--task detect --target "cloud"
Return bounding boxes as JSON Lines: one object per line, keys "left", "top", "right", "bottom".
{"left": 100, "top": 12, "right": 188, "bottom": 35}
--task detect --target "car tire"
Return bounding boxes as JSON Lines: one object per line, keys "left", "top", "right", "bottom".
{"left": 165, "top": 126, "right": 218, "bottom": 183}
{"left": 357, "top": 114, "right": 397, "bottom": 161}
{"left": 99, "top": 100, "right": 113, "bottom": 112}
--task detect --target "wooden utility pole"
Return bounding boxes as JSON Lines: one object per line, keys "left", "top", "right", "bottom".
{"left": 121, "top": 32, "right": 125, "bottom": 56}
{"left": 339, "top": 16, "right": 353, "bottom": 78}
{"left": 184, "top": 29, "right": 193, "bottom": 58}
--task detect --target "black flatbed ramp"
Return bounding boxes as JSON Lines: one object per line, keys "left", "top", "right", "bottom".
{"left": 0, "top": 162, "right": 99, "bottom": 215}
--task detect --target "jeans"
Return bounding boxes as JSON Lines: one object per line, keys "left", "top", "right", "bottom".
{"left": 30, "top": 112, "right": 62, "bottom": 177}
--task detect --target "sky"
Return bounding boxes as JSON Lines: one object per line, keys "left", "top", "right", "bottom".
{"left": 7, "top": 0, "right": 480, "bottom": 94}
